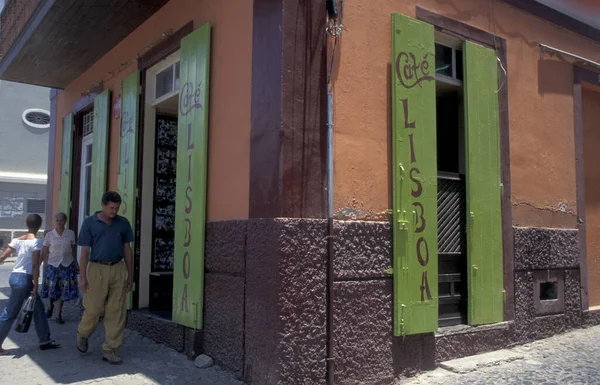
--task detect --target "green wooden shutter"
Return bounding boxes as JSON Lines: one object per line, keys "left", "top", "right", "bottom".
{"left": 90, "top": 89, "right": 111, "bottom": 214}
{"left": 117, "top": 72, "right": 139, "bottom": 229}
{"left": 117, "top": 71, "right": 140, "bottom": 310}
{"left": 59, "top": 113, "right": 74, "bottom": 226}
{"left": 173, "top": 22, "right": 211, "bottom": 329}
{"left": 391, "top": 13, "right": 438, "bottom": 336}
{"left": 463, "top": 41, "right": 503, "bottom": 325}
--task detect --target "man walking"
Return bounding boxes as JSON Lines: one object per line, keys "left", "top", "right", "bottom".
{"left": 76, "top": 191, "right": 133, "bottom": 365}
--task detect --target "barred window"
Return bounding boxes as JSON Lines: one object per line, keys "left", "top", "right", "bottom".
{"left": 82, "top": 110, "right": 94, "bottom": 136}
{"left": 26, "top": 199, "right": 46, "bottom": 214}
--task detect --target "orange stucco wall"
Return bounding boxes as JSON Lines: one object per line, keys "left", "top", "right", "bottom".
{"left": 583, "top": 86, "right": 600, "bottom": 307}
{"left": 329, "top": 0, "right": 600, "bottom": 229}
{"left": 52, "top": 0, "right": 252, "bottom": 221}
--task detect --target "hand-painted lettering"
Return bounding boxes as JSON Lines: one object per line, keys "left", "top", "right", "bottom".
{"left": 420, "top": 271, "right": 432, "bottom": 301}
{"left": 410, "top": 168, "right": 422, "bottom": 198}
{"left": 400, "top": 76, "right": 433, "bottom": 303}
{"left": 184, "top": 218, "right": 192, "bottom": 247}
{"left": 121, "top": 193, "right": 128, "bottom": 215}
{"left": 409, "top": 133, "right": 416, "bottom": 163}
{"left": 180, "top": 284, "right": 189, "bottom": 313}
{"left": 413, "top": 202, "right": 426, "bottom": 233}
{"left": 416, "top": 237, "right": 429, "bottom": 266}
{"left": 179, "top": 119, "right": 196, "bottom": 319}
{"left": 180, "top": 82, "right": 204, "bottom": 116}
{"left": 395, "top": 52, "right": 434, "bottom": 89}
{"left": 123, "top": 137, "right": 130, "bottom": 166}
{"left": 185, "top": 186, "right": 193, "bottom": 214}
{"left": 401, "top": 99, "right": 416, "bottom": 129}
{"left": 187, "top": 122, "right": 195, "bottom": 150}
{"left": 188, "top": 154, "right": 193, "bottom": 183}
{"left": 120, "top": 111, "right": 135, "bottom": 138}
{"left": 183, "top": 251, "right": 190, "bottom": 279}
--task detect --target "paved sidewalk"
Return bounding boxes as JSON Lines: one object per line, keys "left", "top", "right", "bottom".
{"left": 398, "top": 325, "right": 600, "bottom": 385}
{"left": 0, "top": 280, "right": 244, "bottom": 384}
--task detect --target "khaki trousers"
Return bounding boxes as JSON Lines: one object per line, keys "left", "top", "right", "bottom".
{"left": 77, "top": 260, "right": 127, "bottom": 353}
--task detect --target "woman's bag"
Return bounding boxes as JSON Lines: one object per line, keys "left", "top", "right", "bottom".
{"left": 15, "top": 296, "right": 34, "bottom": 333}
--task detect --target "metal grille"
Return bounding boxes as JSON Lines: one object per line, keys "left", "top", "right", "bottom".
{"left": 437, "top": 173, "right": 466, "bottom": 253}
{"left": 24, "top": 111, "right": 50, "bottom": 125}
{"left": 26, "top": 198, "right": 45, "bottom": 214}
{"left": 437, "top": 172, "right": 468, "bottom": 326}
{"left": 82, "top": 110, "right": 94, "bottom": 136}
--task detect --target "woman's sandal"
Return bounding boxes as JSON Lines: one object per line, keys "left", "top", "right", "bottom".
{"left": 39, "top": 341, "right": 61, "bottom": 351}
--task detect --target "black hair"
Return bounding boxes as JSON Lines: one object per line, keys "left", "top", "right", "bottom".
{"left": 26, "top": 214, "right": 43, "bottom": 232}
{"left": 102, "top": 191, "right": 122, "bottom": 205}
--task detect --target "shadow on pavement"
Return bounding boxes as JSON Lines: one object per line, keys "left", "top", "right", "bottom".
{"left": 0, "top": 270, "right": 244, "bottom": 384}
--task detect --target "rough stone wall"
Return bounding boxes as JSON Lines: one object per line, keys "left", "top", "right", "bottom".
{"left": 126, "top": 310, "right": 186, "bottom": 352}
{"left": 332, "top": 221, "right": 593, "bottom": 384}
{"left": 127, "top": 220, "right": 600, "bottom": 385}
{"left": 245, "top": 218, "right": 328, "bottom": 384}
{"left": 127, "top": 220, "right": 249, "bottom": 377}
{"left": 203, "top": 220, "right": 248, "bottom": 377}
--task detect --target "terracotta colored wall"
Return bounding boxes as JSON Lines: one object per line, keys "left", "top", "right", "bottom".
{"left": 583, "top": 86, "right": 600, "bottom": 307}
{"left": 329, "top": 0, "right": 600, "bottom": 229}
{"left": 52, "top": 0, "right": 252, "bottom": 221}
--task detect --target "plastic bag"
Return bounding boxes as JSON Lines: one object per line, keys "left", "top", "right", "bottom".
{"left": 15, "top": 296, "right": 34, "bottom": 333}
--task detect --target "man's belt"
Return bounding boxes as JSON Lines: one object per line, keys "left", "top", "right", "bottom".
{"left": 89, "top": 259, "right": 121, "bottom": 266}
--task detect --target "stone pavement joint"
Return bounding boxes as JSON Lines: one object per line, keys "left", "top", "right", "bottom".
{"left": 439, "top": 350, "right": 524, "bottom": 374}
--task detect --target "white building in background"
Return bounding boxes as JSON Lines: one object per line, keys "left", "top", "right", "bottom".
{"left": 0, "top": 79, "right": 50, "bottom": 247}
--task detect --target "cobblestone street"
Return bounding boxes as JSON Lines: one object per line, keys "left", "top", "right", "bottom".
{"left": 399, "top": 325, "right": 600, "bottom": 385}
{"left": 0, "top": 262, "right": 243, "bottom": 385}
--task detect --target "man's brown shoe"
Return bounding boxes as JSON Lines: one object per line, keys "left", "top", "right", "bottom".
{"left": 76, "top": 335, "right": 88, "bottom": 353}
{"left": 102, "top": 351, "right": 123, "bottom": 365}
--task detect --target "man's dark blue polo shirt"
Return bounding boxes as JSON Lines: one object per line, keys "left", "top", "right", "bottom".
{"left": 78, "top": 212, "right": 134, "bottom": 263}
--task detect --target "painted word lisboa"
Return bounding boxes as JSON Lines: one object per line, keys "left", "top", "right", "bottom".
{"left": 178, "top": 80, "right": 204, "bottom": 314}
{"left": 397, "top": 50, "right": 433, "bottom": 303}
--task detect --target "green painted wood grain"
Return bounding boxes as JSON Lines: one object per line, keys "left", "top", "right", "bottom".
{"left": 463, "top": 41, "right": 504, "bottom": 325}
{"left": 391, "top": 13, "right": 438, "bottom": 336}
{"left": 117, "top": 70, "right": 140, "bottom": 310}
{"left": 172, "top": 23, "right": 211, "bottom": 330}
{"left": 90, "top": 89, "right": 111, "bottom": 214}
{"left": 59, "top": 113, "right": 74, "bottom": 226}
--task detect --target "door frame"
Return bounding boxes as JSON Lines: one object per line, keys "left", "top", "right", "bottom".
{"left": 69, "top": 103, "right": 96, "bottom": 236}
{"left": 573, "top": 65, "right": 600, "bottom": 310}
{"left": 133, "top": 21, "right": 194, "bottom": 309}
{"left": 416, "top": 6, "right": 514, "bottom": 322}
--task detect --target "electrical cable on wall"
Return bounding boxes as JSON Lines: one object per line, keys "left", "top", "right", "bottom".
{"left": 326, "top": 0, "right": 345, "bottom": 86}
{"left": 325, "top": 2, "right": 344, "bottom": 385}
{"left": 489, "top": 0, "right": 507, "bottom": 93}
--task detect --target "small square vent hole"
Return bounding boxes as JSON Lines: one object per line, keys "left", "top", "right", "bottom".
{"left": 540, "top": 281, "right": 559, "bottom": 301}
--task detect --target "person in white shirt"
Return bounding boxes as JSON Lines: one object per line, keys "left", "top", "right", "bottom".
{"left": 41, "top": 212, "right": 79, "bottom": 324}
{"left": 0, "top": 214, "right": 60, "bottom": 355}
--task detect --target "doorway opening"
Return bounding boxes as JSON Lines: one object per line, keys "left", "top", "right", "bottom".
{"left": 435, "top": 33, "right": 468, "bottom": 327}
{"left": 139, "top": 50, "right": 181, "bottom": 318}
{"left": 582, "top": 85, "right": 600, "bottom": 308}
